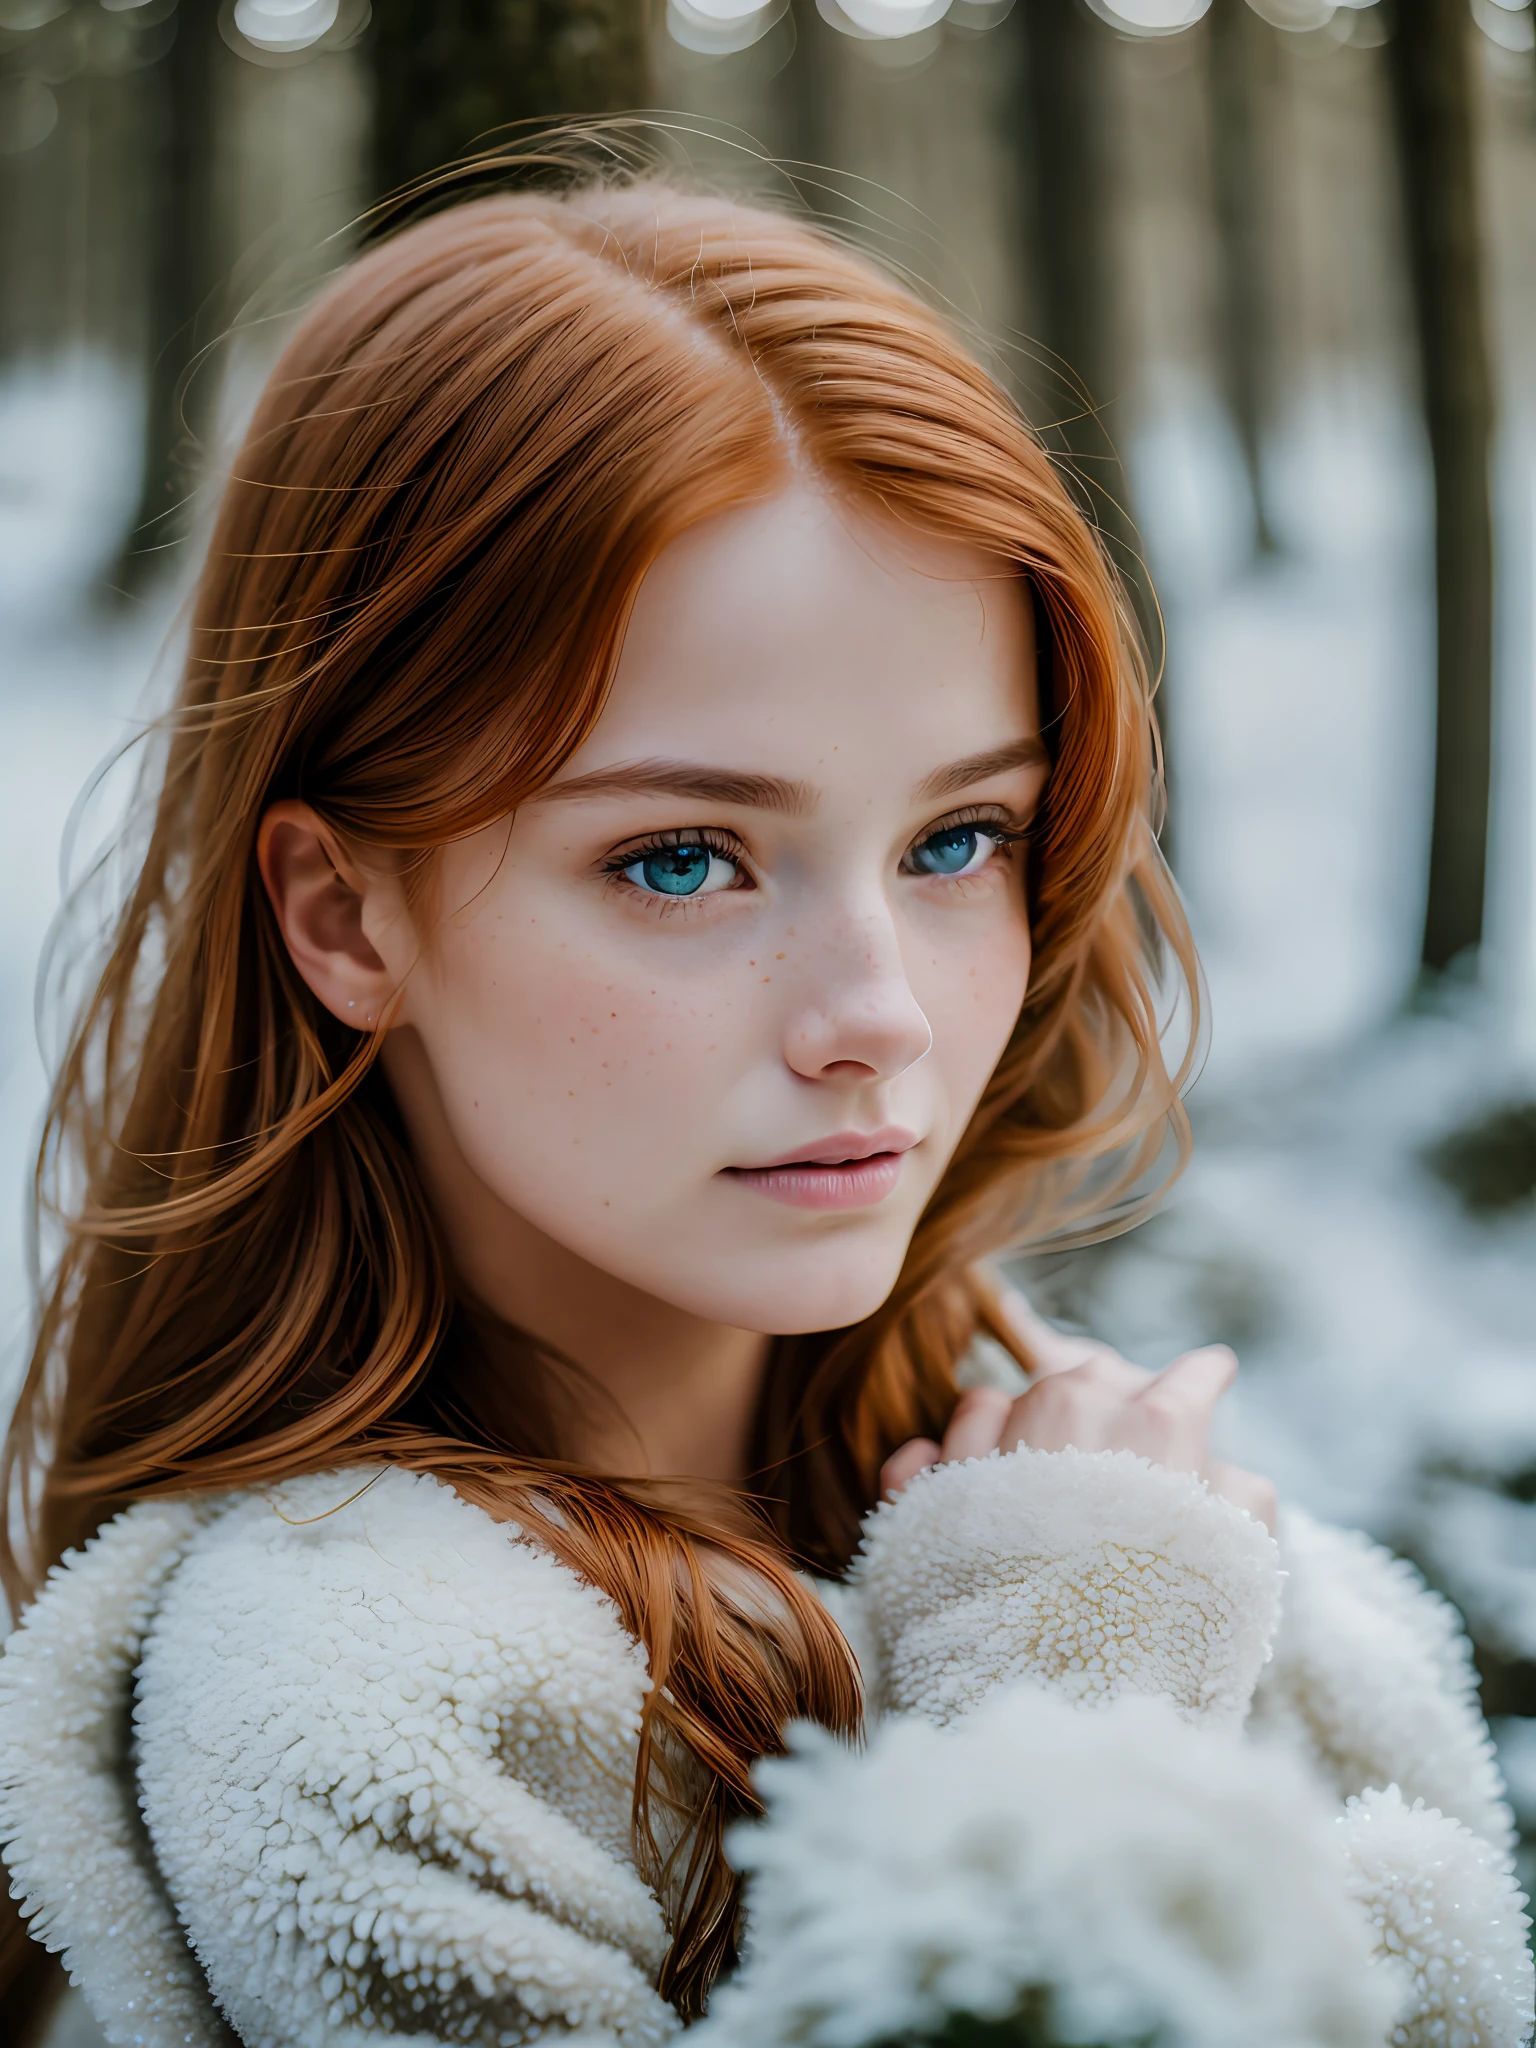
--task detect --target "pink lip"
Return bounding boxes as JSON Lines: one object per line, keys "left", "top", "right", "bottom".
{"left": 722, "top": 1128, "right": 918, "bottom": 1211}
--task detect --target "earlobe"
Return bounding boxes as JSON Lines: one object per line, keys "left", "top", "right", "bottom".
{"left": 256, "top": 800, "right": 399, "bottom": 1029}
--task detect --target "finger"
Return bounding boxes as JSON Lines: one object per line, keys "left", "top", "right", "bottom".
{"left": 1029, "top": 1335, "right": 1128, "bottom": 1380}
{"left": 999, "top": 1379, "right": 1112, "bottom": 1455}
{"left": 1207, "top": 1459, "right": 1278, "bottom": 1534}
{"left": 997, "top": 1356, "right": 1150, "bottom": 1455}
{"left": 1002, "top": 1352, "right": 1153, "bottom": 1455}
{"left": 938, "top": 1386, "right": 1013, "bottom": 1464}
{"left": 1138, "top": 1344, "right": 1238, "bottom": 1410}
{"left": 1119, "top": 1347, "right": 1238, "bottom": 1472}
{"left": 880, "top": 1438, "right": 941, "bottom": 1499}
{"left": 993, "top": 1286, "right": 1131, "bottom": 1381}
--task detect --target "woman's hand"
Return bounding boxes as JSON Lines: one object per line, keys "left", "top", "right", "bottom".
{"left": 880, "top": 1291, "right": 1278, "bottom": 1532}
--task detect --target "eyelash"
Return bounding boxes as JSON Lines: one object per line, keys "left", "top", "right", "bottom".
{"left": 599, "top": 825, "right": 746, "bottom": 869}
{"left": 899, "top": 805, "right": 1031, "bottom": 876}
{"left": 600, "top": 806, "right": 1030, "bottom": 909}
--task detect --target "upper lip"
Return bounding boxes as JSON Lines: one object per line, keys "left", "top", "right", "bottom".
{"left": 731, "top": 1127, "right": 921, "bottom": 1171}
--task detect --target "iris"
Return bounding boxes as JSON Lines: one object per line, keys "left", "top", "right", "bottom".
{"left": 640, "top": 844, "right": 714, "bottom": 895}
{"left": 912, "top": 825, "right": 985, "bottom": 876}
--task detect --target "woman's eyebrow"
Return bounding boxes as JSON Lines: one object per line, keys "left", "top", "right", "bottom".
{"left": 917, "top": 737, "right": 1049, "bottom": 799}
{"left": 538, "top": 738, "right": 1047, "bottom": 815}
{"left": 536, "top": 758, "right": 817, "bottom": 815}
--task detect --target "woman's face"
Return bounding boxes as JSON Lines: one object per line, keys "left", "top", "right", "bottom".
{"left": 367, "top": 482, "right": 1043, "bottom": 1336}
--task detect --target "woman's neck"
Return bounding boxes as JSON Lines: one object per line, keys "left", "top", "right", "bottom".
{"left": 384, "top": 1031, "right": 771, "bottom": 1485}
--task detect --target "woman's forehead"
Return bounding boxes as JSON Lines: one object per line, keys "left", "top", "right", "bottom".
{"left": 571, "top": 482, "right": 1040, "bottom": 785}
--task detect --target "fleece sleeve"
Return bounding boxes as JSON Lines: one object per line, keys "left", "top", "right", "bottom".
{"left": 1247, "top": 1510, "right": 1534, "bottom": 2046}
{"left": 128, "top": 1468, "right": 680, "bottom": 2048}
{"left": 842, "top": 1444, "right": 1282, "bottom": 1729}
{"left": 0, "top": 1468, "right": 681, "bottom": 2048}
{"left": 0, "top": 1499, "right": 239, "bottom": 2048}
{"left": 1250, "top": 1507, "right": 1515, "bottom": 1854}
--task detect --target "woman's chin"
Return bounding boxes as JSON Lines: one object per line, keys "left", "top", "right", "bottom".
{"left": 658, "top": 1238, "right": 911, "bottom": 1339}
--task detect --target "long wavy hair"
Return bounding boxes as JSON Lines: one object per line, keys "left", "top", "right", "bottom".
{"left": 1, "top": 164, "right": 1196, "bottom": 2027}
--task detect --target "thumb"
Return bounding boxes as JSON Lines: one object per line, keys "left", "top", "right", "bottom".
{"left": 880, "top": 1437, "right": 941, "bottom": 1500}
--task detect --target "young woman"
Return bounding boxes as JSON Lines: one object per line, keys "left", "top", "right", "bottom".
{"left": 0, "top": 172, "right": 1523, "bottom": 2048}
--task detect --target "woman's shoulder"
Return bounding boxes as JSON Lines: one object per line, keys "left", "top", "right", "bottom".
{"left": 1, "top": 1466, "right": 669, "bottom": 2048}
{"left": 142, "top": 1464, "right": 653, "bottom": 1728}
{"left": 1, "top": 1462, "right": 654, "bottom": 1865}
{"left": 5, "top": 1463, "right": 642, "bottom": 1680}
{"left": 166, "top": 1462, "right": 605, "bottom": 1603}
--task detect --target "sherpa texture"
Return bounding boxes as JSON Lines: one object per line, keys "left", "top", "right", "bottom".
{"left": 1253, "top": 1509, "right": 1515, "bottom": 1855}
{"left": 846, "top": 1444, "right": 1282, "bottom": 1726}
{"left": 0, "top": 1494, "right": 236, "bottom": 2048}
{"left": 134, "top": 1469, "right": 676, "bottom": 2048}
{"left": 1338, "top": 1786, "right": 1533, "bottom": 2048}
{"left": 0, "top": 1448, "right": 1527, "bottom": 2048}
{"left": 698, "top": 1687, "right": 1403, "bottom": 2048}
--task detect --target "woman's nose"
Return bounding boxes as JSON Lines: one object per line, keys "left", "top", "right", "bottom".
{"left": 781, "top": 909, "right": 933, "bottom": 1084}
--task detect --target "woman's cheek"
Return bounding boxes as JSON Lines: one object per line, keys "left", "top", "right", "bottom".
{"left": 920, "top": 908, "right": 1032, "bottom": 1112}
{"left": 424, "top": 919, "right": 746, "bottom": 1203}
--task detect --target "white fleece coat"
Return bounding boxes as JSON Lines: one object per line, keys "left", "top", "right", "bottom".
{"left": 0, "top": 1447, "right": 1527, "bottom": 2048}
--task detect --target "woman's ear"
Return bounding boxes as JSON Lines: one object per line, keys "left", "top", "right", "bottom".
{"left": 256, "top": 800, "right": 405, "bottom": 1030}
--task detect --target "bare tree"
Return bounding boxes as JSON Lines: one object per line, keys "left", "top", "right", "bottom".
{"left": 1385, "top": 0, "right": 1496, "bottom": 973}
{"left": 1207, "top": 0, "right": 1278, "bottom": 556}
{"left": 1013, "top": 0, "right": 1166, "bottom": 823}
{"left": 773, "top": 0, "right": 838, "bottom": 207}
{"left": 371, "top": 0, "right": 652, "bottom": 202}
{"left": 117, "top": 0, "right": 221, "bottom": 593}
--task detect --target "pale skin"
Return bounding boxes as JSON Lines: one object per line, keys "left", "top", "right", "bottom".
{"left": 259, "top": 480, "right": 1276, "bottom": 1530}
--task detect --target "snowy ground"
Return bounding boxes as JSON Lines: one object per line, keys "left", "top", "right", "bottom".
{"left": 4, "top": 356, "right": 1536, "bottom": 2048}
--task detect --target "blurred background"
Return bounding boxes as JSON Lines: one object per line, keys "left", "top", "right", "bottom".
{"left": 4, "top": 0, "right": 1536, "bottom": 2030}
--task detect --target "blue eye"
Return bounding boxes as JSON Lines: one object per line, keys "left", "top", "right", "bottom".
{"left": 621, "top": 842, "right": 739, "bottom": 897}
{"left": 911, "top": 825, "right": 995, "bottom": 877}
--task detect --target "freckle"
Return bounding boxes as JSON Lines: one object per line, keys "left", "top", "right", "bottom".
{"left": 611, "top": 1012, "right": 617, "bottom": 1018}
{"left": 775, "top": 953, "right": 785, "bottom": 960}
{"left": 761, "top": 977, "right": 771, "bottom": 983}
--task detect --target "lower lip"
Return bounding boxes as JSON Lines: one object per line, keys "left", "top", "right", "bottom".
{"left": 723, "top": 1152, "right": 908, "bottom": 1210}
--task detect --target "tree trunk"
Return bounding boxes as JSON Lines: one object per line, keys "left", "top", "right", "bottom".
{"left": 1207, "top": 0, "right": 1278, "bottom": 556}
{"left": 1386, "top": 0, "right": 1496, "bottom": 973}
{"left": 1014, "top": 0, "right": 1166, "bottom": 823}
{"left": 117, "top": 0, "right": 220, "bottom": 594}
{"left": 370, "top": 0, "right": 652, "bottom": 204}
{"left": 774, "top": 0, "right": 838, "bottom": 211}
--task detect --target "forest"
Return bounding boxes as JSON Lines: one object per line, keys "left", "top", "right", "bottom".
{"left": 2, "top": 0, "right": 1536, "bottom": 2036}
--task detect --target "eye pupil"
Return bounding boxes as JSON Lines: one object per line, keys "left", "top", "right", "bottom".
{"left": 917, "top": 827, "right": 980, "bottom": 875}
{"left": 641, "top": 845, "right": 713, "bottom": 895}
